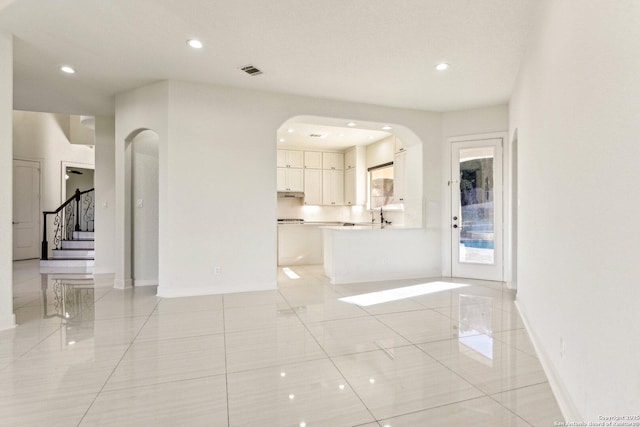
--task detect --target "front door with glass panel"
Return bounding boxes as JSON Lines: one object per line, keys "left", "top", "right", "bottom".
{"left": 451, "top": 138, "right": 503, "bottom": 281}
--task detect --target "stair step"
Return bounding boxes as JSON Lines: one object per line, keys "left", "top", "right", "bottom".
{"left": 72, "top": 231, "right": 94, "bottom": 240}
{"left": 61, "top": 240, "right": 95, "bottom": 250}
{"left": 51, "top": 249, "right": 95, "bottom": 260}
{"left": 40, "top": 259, "right": 95, "bottom": 272}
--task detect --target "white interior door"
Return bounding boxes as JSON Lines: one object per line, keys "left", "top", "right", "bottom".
{"left": 13, "top": 159, "right": 41, "bottom": 260}
{"left": 451, "top": 138, "right": 503, "bottom": 281}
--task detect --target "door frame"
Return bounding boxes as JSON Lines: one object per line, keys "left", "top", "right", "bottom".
{"left": 61, "top": 161, "right": 94, "bottom": 203}
{"left": 442, "top": 131, "right": 515, "bottom": 287}
{"left": 13, "top": 157, "right": 44, "bottom": 260}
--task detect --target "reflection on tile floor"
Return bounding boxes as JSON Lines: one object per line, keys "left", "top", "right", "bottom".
{"left": 1, "top": 260, "right": 564, "bottom": 426}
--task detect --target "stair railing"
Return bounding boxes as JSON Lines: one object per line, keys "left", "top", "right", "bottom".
{"left": 41, "top": 188, "right": 95, "bottom": 260}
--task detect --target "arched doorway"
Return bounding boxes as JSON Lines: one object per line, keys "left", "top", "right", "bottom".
{"left": 121, "top": 129, "right": 159, "bottom": 287}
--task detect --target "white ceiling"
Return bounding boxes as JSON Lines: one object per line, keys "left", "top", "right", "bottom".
{"left": 278, "top": 117, "right": 391, "bottom": 150}
{"left": 0, "top": 0, "right": 537, "bottom": 116}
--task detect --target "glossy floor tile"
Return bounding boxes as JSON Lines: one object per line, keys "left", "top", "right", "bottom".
{"left": 332, "top": 345, "right": 483, "bottom": 419}
{"left": 227, "top": 359, "right": 374, "bottom": 426}
{"left": 1, "top": 260, "right": 563, "bottom": 426}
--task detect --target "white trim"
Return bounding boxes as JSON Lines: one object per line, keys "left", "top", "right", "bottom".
{"left": 514, "top": 300, "right": 581, "bottom": 422}
{"left": 133, "top": 279, "right": 158, "bottom": 287}
{"left": 114, "top": 278, "right": 133, "bottom": 289}
{"left": 156, "top": 283, "right": 276, "bottom": 298}
{"left": 0, "top": 314, "right": 16, "bottom": 331}
{"left": 442, "top": 131, "right": 510, "bottom": 282}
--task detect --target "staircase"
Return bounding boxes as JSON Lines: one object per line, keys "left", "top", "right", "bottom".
{"left": 40, "top": 188, "right": 95, "bottom": 272}
{"left": 40, "top": 231, "right": 95, "bottom": 270}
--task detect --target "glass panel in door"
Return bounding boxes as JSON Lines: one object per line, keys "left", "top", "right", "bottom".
{"left": 458, "top": 146, "right": 495, "bottom": 265}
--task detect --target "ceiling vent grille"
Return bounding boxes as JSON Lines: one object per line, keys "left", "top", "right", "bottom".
{"left": 309, "top": 133, "right": 327, "bottom": 138}
{"left": 240, "top": 65, "right": 263, "bottom": 76}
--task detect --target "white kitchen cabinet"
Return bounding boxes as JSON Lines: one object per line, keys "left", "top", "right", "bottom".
{"left": 277, "top": 167, "right": 303, "bottom": 192}
{"left": 322, "top": 152, "right": 344, "bottom": 170}
{"left": 393, "top": 151, "right": 406, "bottom": 202}
{"left": 304, "top": 151, "right": 323, "bottom": 169}
{"left": 322, "top": 169, "right": 344, "bottom": 205}
{"left": 344, "top": 146, "right": 366, "bottom": 206}
{"left": 394, "top": 136, "right": 407, "bottom": 154}
{"left": 344, "top": 168, "right": 355, "bottom": 205}
{"left": 304, "top": 169, "right": 322, "bottom": 205}
{"left": 278, "top": 224, "right": 324, "bottom": 265}
{"left": 344, "top": 149, "right": 356, "bottom": 170}
{"left": 277, "top": 149, "right": 304, "bottom": 168}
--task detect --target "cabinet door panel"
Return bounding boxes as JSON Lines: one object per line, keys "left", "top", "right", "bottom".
{"left": 304, "top": 151, "right": 323, "bottom": 169}
{"left": 288, "top": 168, "right": 304, "bottom": 192}
{"left": 288, "top": 150, "right": 304, "bottom": 168}
{"left": 304, "top": 169, "right": 322, "bottom": 205}
{"left": 277, "top": 168, "right": 287, "bottom": 191}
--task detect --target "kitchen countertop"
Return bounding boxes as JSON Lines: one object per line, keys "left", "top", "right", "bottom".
{"left": 277, "top": 221, "right": 421, "bottom": 229}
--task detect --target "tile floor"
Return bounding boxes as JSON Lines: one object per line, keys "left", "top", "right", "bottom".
{"left": 0, "top": 260, "right": 564, "bottom": 426}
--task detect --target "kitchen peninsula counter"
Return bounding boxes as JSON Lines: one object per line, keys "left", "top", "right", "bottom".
{"left": 322, "top": 225, "right": 436, "bottom": 284}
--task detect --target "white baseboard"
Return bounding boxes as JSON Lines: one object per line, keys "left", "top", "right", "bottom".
{"left": 113, "top": 278, "right": 133, "bottom": 289}
{"left": 514, "top": 300, "right": 583, "bottom": 422}
{"left": 133, "top": 279, "right": 158, "bottom": 287}
{"left": 0, "top": 313, "right": 16, "bottom": 331}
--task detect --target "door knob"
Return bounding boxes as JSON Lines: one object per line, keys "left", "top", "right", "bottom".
{"left": 453, "top": 224, "right": 458, "bottom": 228}
{"left": 12, "top": 221, "right": 18, "bottom": 225}
{"left": 452, "top": 216, "right": 458, "bottom": 220}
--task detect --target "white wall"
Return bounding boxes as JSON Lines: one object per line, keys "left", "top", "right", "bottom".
{"left": 131, "top": 130, "right": 159, "bottom": 285}
{"left": 440, "top": 105, "right": 509, "bottom": 277}
{"left": 116, "top": 80, "right": 442, "bottom": 297}
{"left": 509, "top": 0, "right": 640, "bottom": 419}
{"left": 69, "top": 115, "right": 95, "bottom": 146}
{"left": 0, "top": 32, "right": 14, "bottom": 330}
{"left": 94, "top": 116, "right": 115, "bottom": 275}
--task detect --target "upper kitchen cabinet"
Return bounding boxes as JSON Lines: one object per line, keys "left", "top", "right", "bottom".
{"left": 277, "top": 149, "right": 304, "bottom": 168}
{"left": 344, "top": 149, "right": 356, "bottom": 170}
{"left": 323, "top": 169, "right": 344, "bottom": 205}
{"left": 277, "top": 167, "right": 304, "bottom": 192}
{"left": 344, "top": 146, "right": 367, "bottom": 206}
{"left": 322, "top": 152, "right": 344, "bottom": 170}
{"left": 393, "top": 151, "right": 406, "bottom": 203}
{"left": 304, "top": 169, "right": 322, "bottom": 205}
{"left": 394, "top": 136, "right": 407, "bottom": 154}
{"left": 304, "top": 151, "right": 323, "bottom": 169}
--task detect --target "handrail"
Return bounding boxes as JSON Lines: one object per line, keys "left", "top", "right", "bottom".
{"left": 43, "top": 187, "right": 95, "bottom": 215}
{"left": 41, "top": 188, "right": 95, "bottom": 260}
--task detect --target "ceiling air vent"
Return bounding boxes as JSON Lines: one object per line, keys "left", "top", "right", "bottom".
{"left": 309, "top": 133, "right": 327, "bottom": 139}
{"left": 240, "top": 65, "right": 263, "bottom": 76}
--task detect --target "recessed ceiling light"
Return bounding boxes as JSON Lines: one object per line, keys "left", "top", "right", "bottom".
{"left": 339, "top": 133, "right": 345, "bottom": 137}
{"left": 279, "top": 138, "right": 285, "bottom": 143}
{"left": 187, "top": 39, "right": 203, "bottom": 49}
{"left": 287, "top": 128, "right": 294, "bottom": 133}
{"left": 435, "top": 63, "right": 449, "bottom": 71}
{"left": 347, "top": 122, "right": 356, "bottom": 127}
{"left": 60, "top": 66, "right": 75, "bottom": 74}
{"left": 382, "top": 125, "right": 392, "bottom": 130}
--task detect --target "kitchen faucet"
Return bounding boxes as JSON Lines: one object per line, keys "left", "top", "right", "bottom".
{"left": 379, "top": 208, "right": 392, "bottom": 226}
